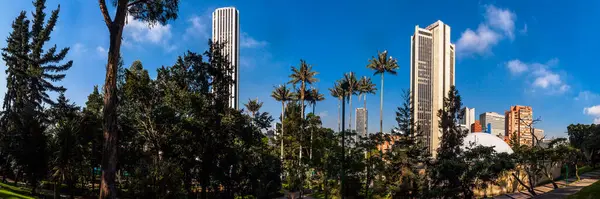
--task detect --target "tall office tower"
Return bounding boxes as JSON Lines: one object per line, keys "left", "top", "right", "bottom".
{"left": 505, "top": 105, "right": 533, "bottom": 146}
{"left": 459, "top": 107, "right": 475, "bottom": 132}
{"left": 410, "top": 20, "right": 455, "bottom": 156}
{"left": 356, "top": 108, "right": 368, "bottom": 137}
{"left": 480, "top": 112, "right": 506, "bottom": 138}
{"left": 533, "top": 128, "right": 544, "bottom": 146}
{"left": 212, "top": 7, "right": 240, "bottom": 109}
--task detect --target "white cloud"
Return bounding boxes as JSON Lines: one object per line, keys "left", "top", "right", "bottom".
{"left": 485, "top": 5, "right": 517, "bottom": 39}
{"left": 575, "top": 91, "right": 599, "bottom": 101}
{"left": 185, "top": 15, "right": 210, "bottom": 41}
{"left": 533, "top": 72, "right": 560, "bottom": 89}
{"left": 508, "top": 58, "right": 569, "bottom": 94}
{"left": 72, "top": 43, "right": 87, "bottom": 54}
{"left": 456, "top": 5, "right": 517, "bottom": 57}
{"left": 506, "top": 59, "right": 528, "bottom": 74}
{"left": 241, "top": 32, "right": 267, "bottom": 48}
{"left": 456, "top": 25, "right": 501, "bottom": 56}
{"left": 96, "top": 46, "right": 107, "bottom": 58}
{"left": 594, "top": 118, "right": 600, "bottom": 124}
{"left": 584, "top": 105, "right": 600, "bottom": 116}
{"left": 124, "top": 15, "right": 174, "bottom": 51}
{"left": 520, "top": 23, "right": 528, "bottom": 35}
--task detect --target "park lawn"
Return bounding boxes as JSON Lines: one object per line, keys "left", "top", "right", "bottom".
{"left": 567, "top": 180, "right": 600, "bottom": 199}
{"left": 0, "top": 189, "right": 35, "bottom": 199}
{"left": 0, "top": 182, "right": 31, "bottom": 195}
{"left": 577, "top": 165, "right": 594, "bottom": 174}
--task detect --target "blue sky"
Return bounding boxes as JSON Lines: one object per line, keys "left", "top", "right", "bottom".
{"left": 1, "top": 0, "right": 600, "bottom": 138}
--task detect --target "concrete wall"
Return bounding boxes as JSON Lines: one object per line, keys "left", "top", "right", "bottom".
{"left": 474, "top": 164, "right": 563, "bottom": 197}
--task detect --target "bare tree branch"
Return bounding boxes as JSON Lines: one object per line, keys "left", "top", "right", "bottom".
{"left": 98, "top": 0, "right": 113, "bottom": 28}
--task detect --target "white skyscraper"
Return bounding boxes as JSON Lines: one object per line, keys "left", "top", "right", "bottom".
{"left": 460, "top": 107, "right": 475, "bottom": 132}
{"left": 212, "top": 7, "right": 240, "bottom": 109}
{"left": 356, "top": 108, "right": 368, "bottom": 137}
{"left": 410, "top": 20, "right": 455, "bottom": 157}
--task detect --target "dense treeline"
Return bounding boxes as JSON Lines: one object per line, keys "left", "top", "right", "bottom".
{"left": 1, "top": 1, "right": 599, "bottom": 199}
{"left": 0, "top": 2, "right": 281, "bottom": 198}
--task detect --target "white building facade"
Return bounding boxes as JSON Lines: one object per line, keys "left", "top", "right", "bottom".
{"left": 356, "top": 108, "right": 368, "bottom": 137}
{"left": 460, "top": 107, "right": 475, "bottom": 132}
{"left": 212, "top": 7, "right": 240, "bottom": 110}
{"left": 410, "top": 20, "right": 455, "bottom": 157}
{"left": 479, "top": 112, "right": 505, "bottom": 138}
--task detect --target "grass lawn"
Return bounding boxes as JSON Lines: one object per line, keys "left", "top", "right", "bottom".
{"left": 567, "top": 180, "right": 600, "bottom": 199}
{"left": 577, "top": 166, "right": 594, "bottom": 174}
{"left": 0, "top": 189, "right": 35, "bottom": 199}
{"left": 0, "top": 182, "right": 31, "bottom": 195}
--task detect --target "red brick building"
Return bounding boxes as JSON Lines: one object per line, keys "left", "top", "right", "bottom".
{"left": 471, "top": 120, "right": 482, "bottom": 132}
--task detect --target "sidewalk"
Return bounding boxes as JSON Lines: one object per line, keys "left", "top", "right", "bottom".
{"left": 495, "top": 170, "right": 600, "bottom": 199}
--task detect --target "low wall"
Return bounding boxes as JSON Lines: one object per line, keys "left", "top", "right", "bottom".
{"left": 474, "top": 163, "right": 563, "bottom": 197}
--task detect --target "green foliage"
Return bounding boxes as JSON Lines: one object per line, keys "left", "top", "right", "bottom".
{"left": 428, "top": 86, "right": 515, "bottom": 198}
{"left": 0, "top": 189, "right": 35, "bottom": 199}
{"left": 567, "top": 179, "right": 600, "bottom": 199}
{"left": 0, "top": 0, "right": 72, "bottom": 194}
{"left": 384, "top": 90, "right": 430, "bottom": 198}
{"left": 567, "top": 124, "right": 600, "bottom": 165}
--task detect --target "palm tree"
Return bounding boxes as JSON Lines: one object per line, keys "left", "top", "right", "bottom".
{"left": 244, "top": 98, "right": 263, "bottom": 119}
{"left": 329, "top": 83, "right": 344, "bottom": 133}
{"left": 308, "top": 87, "right": 325, "bottom": 115}
{"left": 357, "top": 76, "right": 377, "bottom": 136}
{"left": 358, "top": 76, "right": 377, "bottom": 109}
{"left": 306, "top": 87, "right": 325, "bottom": 160}
{"left": 288, "top": 60, "right": 318, "bottom": 162}
{"left": 336, "top": 78, "right": 351, "bottom": 197}
{"left": 271, "top": 85, "right": 293, "bottom": 163}
{"left": 366, "top": 50, "right": 399, "bottom": 134}
{"left": 343, "top": 72, "right": 359, "bottom": 132}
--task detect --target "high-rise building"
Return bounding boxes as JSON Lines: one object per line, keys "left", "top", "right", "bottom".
{"left": 459, "top": 107, "right": 475, "bottom": 132}
{"left": 505, "top": 105, "right": 533, "bottom": 146}
{"left": 534, "top": 128, "right": 544, "bottom": 146}
{"left": 480, "top": 112, "right": 505, "bottom": 138}
{"left": 410, "top": 20, "right": 455, "bottom": 157}
{"left": 356, "top": 108, "right": 368, "bottom": 137}
{"left": 212, "top": 7, "right": 240, "bottom": 109}
{"left": 471, "top": 120, "right": 482, "bottom": 132}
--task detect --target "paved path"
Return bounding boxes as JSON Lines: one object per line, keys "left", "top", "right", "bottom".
{"left": 495, "top": 170, "right": 600, "bottom": 199}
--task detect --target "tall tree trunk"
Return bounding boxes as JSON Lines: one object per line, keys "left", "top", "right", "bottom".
{"left": 54, "top": 179, "right": 59, "bottom": 199}
{"left": 380, "top": 73, "right": 384, "bottom": 134}
{"left": 337, "top": 99, "right": 341, "bottom": 132}
{"left": 99, "top": 1, "right": 128, "bottom": 198}
{"left": 349, "top": 95, "right": 352, "bottom": 132}
{"left": 300, "top": 82, "right": 304, "bottom": 162}
{"left": 299, "top": 82, "right": 305, "bottom": 199}
{"left": 281, "top": 102, "right": 285, "bottom": 180}
{"left": 341, "top": 95, "right": 346, "bottom": 199}
{"left": 364, "top": 94, "right": 367, "bottom": 136}
{"left": 365, "top": 153, "right": 370, "bottom": 199}
{"left": 576, "top": 164, "right": 580, "bottom": 181}
{"left": 310, "top": 103, "right": 316, "bottom": 160}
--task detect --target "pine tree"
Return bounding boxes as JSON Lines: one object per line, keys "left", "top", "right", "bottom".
{"left": 428, "top": 86, "right": 469, "bottom": 198}
{"left": 385, "top": 90, "right": 430, "bottom": 198}
{"left": 1, "top": 0, "right": 72, "bottom": 193}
